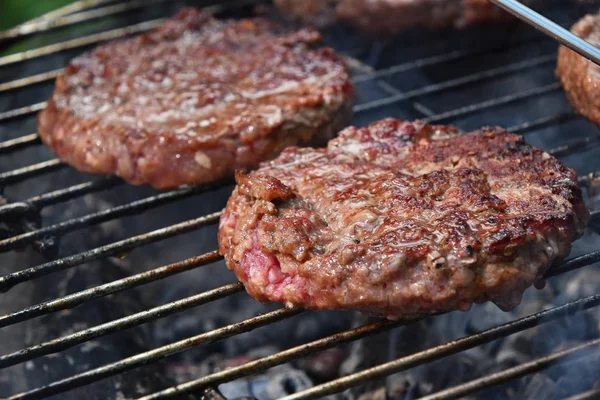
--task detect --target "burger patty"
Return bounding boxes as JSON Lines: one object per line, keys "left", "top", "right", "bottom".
{"left": 274, "top": 0, "right": 522, "bottom": 34}
{"left": 273, "top": 0, "right": 340, "bottom": 28}
{"left": 218, "top": 118, "right": 589, "bottom": 318}
{"left": 37, "top": 8, "right": 354, "bottom": 189}
{"left": 556, "top": 11, "right": 600, "bottom": 124}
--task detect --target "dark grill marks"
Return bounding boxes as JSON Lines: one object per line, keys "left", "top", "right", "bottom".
{"left": 274, "top": 0, "right": 526, "bottom": 35}
{"left": 37, "top": 8, "right": 354, "bottom": 189}
{"left": 219, "top": 118, "right": 589, "bottom": 318}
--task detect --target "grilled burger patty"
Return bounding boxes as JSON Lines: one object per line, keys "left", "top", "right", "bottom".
{"left": 274, "top": 0, "right": 521, "bottom": 34}
{"left": 219, "top": 118, "right": 589, "bottom": 318}
{"left": 556, "top": 11, "right": 600, "bottom": 124}
{"left": 37, "top": 8, "right": 354, "bottom": 189}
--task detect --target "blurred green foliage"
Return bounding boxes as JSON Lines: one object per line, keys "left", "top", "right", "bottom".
{"left": 0, "top": 0, "right": 119, "bottom": 56}
{"left": 0, "top": 0, "right": 76, "bottom": 30}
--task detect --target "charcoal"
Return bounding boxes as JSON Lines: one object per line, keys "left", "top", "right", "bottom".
{"left": 546, "top": 346, "right": 600, "bottom": 397}
{"left": 219, "top": 379, "right": 254, "bottom": 399}
{"left": 264, "top": 366, "right": 312, "bottom": 399}
{"left": 357, "top": 387, "right": 386, "bottom": 400}
{"left": 386, "top": 373, "right": 423, "bottom": 400}
{"left": 202, "top": 387, "right": 229, "bottom": 400}
{"left": 6, "top": 255, "right": 179, "bottom": 400}
{"left": 219, "top": 365, "right": 314, "bottom": 400}
{"left": 303, "top": 347, "right": 346, "bottom": 382}
{"left": 494, "top": 334, "right": 533, "bottom": 370}
{"left": 562, "top": 268, "right": 600, "bottom": 300}
{"left": 466, "top": 302, "right": 518, "bottom": 335}
{"left": 2, "top": 2, "right": 600, "bottom": 400}
{"left": 339, "top": 315, "right": 390, "bottom": 400}
{"left": 517, "top": 374, "right": 564, "bottom": 400}
{"left": 532, "top": 313, "right": 599, "bottom": 357}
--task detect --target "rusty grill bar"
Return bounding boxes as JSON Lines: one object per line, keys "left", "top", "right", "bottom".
{"left": 1, "top": 0, "right": 600, "bottom": 399}
{"left": 0, "top": 0, "right": 168, "bottom": 42}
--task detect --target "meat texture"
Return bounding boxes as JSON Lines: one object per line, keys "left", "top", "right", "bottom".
{"left": 274, "top": 0, "right": 525, "bottom": 34}
{"left": 219, "top": 118, "right": 589, "bottom": 319}
{"left": 556, "top": 11, "right": 600, "bottom": 124}
{"left": 37, "top": 8, "right": 354, "bottom": 189}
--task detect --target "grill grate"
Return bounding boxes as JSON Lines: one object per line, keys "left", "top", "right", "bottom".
{"left": 1, "top": 0, "right": 600, "bottom": 399}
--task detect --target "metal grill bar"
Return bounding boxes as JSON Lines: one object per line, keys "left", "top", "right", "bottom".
{"left": 0, "top": 178, "right": 123, "bottom": 222}
{"left": 564, "top": 388, "right": 600, "bottom": 400}
{"left": 0, "top": 102, "right": 46, "bottom": 123}
{"left": 0, "top": 302, "right": 395, "bottom": 373}
{"left": 0, "top": 19, "right": 163, "bottom": 68}
{"left": 0, "top": 199, "right": 596, "bottom": 343}
{"left": 549, "top": 137, "right": 600, "bottom": 158}
{"left": 18, "top": 177, "right": 122, "bottom": 209}
{"left": 0, "top": 159, "right": 64, "bottom": 187}
{"left": 272, "top": 295, "right": 600, "bottom": 400}
{"left": 351, "top": 40, "right": 547, "bottom": 83}
{"left": 6, "top": 160, "right": 597, "bottom": 248}
{"left": 0, "top": 179, "right": 231, "bottom": 252}
{"left": 490, "top": 0, "right": 600, "bottom": 65}
{"left": 0, "top": 3, "right": 598, "bottom": 400}
{"left": 6, "top": 248, "right": 598, "bottom": 400}
{"left": 0, "top": 113, "right": 597, "bottom": 394}
{"left": 0, "top": 50, "right": 554, "bottom": 127}
{"left": 507, "top": 112, "right": 578, "bottom": 134}
{"left": 418, "top": 339, "right": 600, "bottom": 400}
{"left": 137, "top": 319, "right": 408, "bottom": 400}
{"left": 0, "top": 133, "right": 42, "bottom": 154}
{"left": 0, "top": 250, "right": 221, "bottom": 328}
{"left": 0, "top": 177, "right": 121, "bottom": 221}
{"left": 8, "top": 307, "right": 303, "bottom": 400}
{"left": 0, "top": 211, "right": 221, "bottom": 292}
{"left": 588, "top": 209, "right": 600, "bottom": 219}
{"left": 0, "top": 70, "right": 62, "bottom": 93}
{"left": 0, "top": 23, "right": 545, "bottom": 98}
{"left": 354, "top": 54, "right": 555, "bottom": 113}
{"left": 2, "top": 54, "right": 557, "bottom": 137}
{"left": 5, "top": 0, "right": 117, "bottom": 34}
{"left": 0, "top": 0, "right": 169, "bottom": 41}
{"left": 0, "top": 178, "right": 121, "bottom": 219}
{"left": 424, "top": 83, "right": 561, "bottom": 123}
{"left": 0, "top": 273, "right": 238, "bottom": 369}
{"left": 546, "top": 249, "right": 600, "bottom": 278}
{"left": 0, "top": 0, "right": 266, "bottom": 68}
{"left": 2, "top": 163, "right": 594, "bottom": 289}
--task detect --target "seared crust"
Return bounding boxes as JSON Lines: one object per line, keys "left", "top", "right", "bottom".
{"left": 273, "top": 0, "right": 340, "bottom": 27}
{"left": 37, "top": 8, "right": 354, "bottom": 189}
{"left": 274, "top": 0, "right": 519, "bottom": 35}
{"left": 219, "top": 119, "right": 589, "bottom": 318}
{"left": 556, "top": 12, "right": 600, "bottom": 124}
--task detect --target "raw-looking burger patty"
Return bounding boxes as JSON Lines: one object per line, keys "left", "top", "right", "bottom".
{"left": 37, "top": 8, "right": 354, "bottom": 189}
{"left": 219, "top": 118, "right": 589, "bottom": 319}
{"left": 274, "top": 0, "right": 525, "bottom": 34}
{"left": 556, "top": 11, "right": 600, "bottom": 124}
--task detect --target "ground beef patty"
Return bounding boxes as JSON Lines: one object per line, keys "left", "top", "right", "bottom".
{"left": 556, "top": 11, "right": 600, "bottom": 125}
{"left": 219, "top": 118, "right": 589, "bottom": 318}
{"left": 37, "top": 8, "right": 354, "bottom": 189}
{"left": 274, "top": 0, "right": 522, "bottom": 34}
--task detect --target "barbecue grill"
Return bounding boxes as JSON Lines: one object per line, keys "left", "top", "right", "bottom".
{"left": 1, "top": 0, "right": 600, "bottom": 399}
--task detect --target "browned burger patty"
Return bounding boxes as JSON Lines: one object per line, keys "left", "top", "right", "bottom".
{"left": 218, "top": 118, "right": 589, "bottom": 318}
{"left": 556, "top": 11, "right": 600, "bottom": 124}
{"left": 273, "top": 0, "right": 340, "bottom": 28}
{"left": 37, "top": 8, "right": 354, "bottom": 189}
{"left": 274, "top": 0, "right": 522, "bottom": 34}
